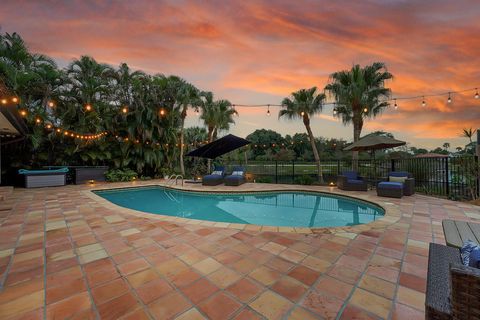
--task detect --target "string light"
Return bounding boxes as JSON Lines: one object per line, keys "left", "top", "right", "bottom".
{"left": 475, "top": 88, "right": 479, "bottom": 99}
{"left": 48, "top": 101, "right": 55, "bottom": 108}
{"left": 35, "top": 118, "right": 41, "bottom": 124}
{"left": 12, "top": 97, "right": 18, "bottom": 103}
{"left": 447, "top": 92, "right": 452, "bottom": 104}
{"left": 194, "top": 108, "right": 199, "bottom": 115}
{"left": 267, "top": 104, "right": 270, "bottom": 116}
{"left": 122, "top": 106, "right": 128, "bottom": 114}
{"left": 394, "top": 99, "right": 398, "bottom": 110}
{"left": 46, "top": 123, "right": 52, "bottom": 129}
{"left": 300, "top": 111, "right": 305, "bottom": 116}
{"left": 421, "top": 97, "right": 426, "bottom": 107}
{"left": 19, "top": 110, "right": 27, "bottom": 116}
{"left": 363, "top": 107, "right": 368, "bottom": 113}
{"left": 85, "top": 104, "right": 92, "bottom": 111}
{"left": 159, "top": 108, "right": 166, "bottom": 116}
{"left": 333, "top": 108, "right": 337, "bottom": 115}
{"left": 1, "top": 99, "right": 7, "bottom": 105}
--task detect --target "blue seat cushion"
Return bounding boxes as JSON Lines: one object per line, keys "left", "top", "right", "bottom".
{"left": 226, "top": 175, "right": 243, "bottom": 181}
{"left": 203, "top": 174, "right": 223, "bottom": 181}
{"left": 378, "top": 182, "right": 403, "bottom": 189}
{"left": 348, "top": 179, "right": 365, "bottom": 185}
{"left": 342, "top": 171, "right": 358, "bottom": 180}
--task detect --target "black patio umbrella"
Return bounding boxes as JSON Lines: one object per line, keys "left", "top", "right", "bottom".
{"left": 186, "top": 134, "right": 250, "bottom": 159}
{"left": 344, "top": 135, "right": 406, "bottom": 152}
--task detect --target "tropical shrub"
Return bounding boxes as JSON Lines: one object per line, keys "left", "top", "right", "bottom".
{"left": 105, "top": 168, "right": 137, "bottom": 182}
{"left": 294, "top": 175, "right": 314, "bottom": 185}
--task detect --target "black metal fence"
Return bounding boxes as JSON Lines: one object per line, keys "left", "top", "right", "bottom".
{"left": 220, "top": 156, "right": 480, "bottom": 200}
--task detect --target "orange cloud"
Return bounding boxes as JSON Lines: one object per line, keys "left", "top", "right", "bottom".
{"left": 1, "top": 0, "right": 479, "bottom": 149}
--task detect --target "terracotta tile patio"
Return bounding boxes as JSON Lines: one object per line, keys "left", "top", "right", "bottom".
{"left": 0, "top": 181, "right": 479, "bottom": 319}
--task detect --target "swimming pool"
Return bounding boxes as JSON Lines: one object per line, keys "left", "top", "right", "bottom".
{"left": 94, "top": 186, "right": 384, "bottom": 228}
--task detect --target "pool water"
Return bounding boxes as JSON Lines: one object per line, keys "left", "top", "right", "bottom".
{"left": 94, "top": 186, "right": 384, "bottom": 228}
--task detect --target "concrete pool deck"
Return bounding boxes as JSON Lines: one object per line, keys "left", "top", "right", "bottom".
{"left": 0, "top": 180, "right": 479, "bottom": 319}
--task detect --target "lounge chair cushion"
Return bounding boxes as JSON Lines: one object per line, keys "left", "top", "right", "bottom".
{"left": 378, "top": 182, "right": 403, "bottom": 189}
{"left": 231, "top": 171, "right": 243, "bottom": 176}
{"left": 389, "top": 176, "right": 407, "bottom": 183}
{"left": 342, "top": 171, "right": 358, "bottom": 180}
{"left": 461, "top": 240, "right": 480, "bottom": 267}
{"left": 211, "top": 170, "right": 223, "bottom": 175}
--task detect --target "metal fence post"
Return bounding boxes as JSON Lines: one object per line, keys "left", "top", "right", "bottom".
{"left": 391, "top": 159, "right": 395, "bottom": 172}
{"left": 275, "top": 161, "right": 278, "bottom": 184}
{"left": 445, "top": 158, "right": 450, "bottom": 197}
{"left": 476, "top": 156, "right": 479, "bottom": 198}
{"left": 292, "top": 160, "right": 295, "bottom": 183}
{"left": 337, "top": 160, "right": 340, "bottom": 176}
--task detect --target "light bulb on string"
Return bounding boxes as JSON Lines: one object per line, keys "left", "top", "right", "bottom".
{"left": 475, "top": 88, "right": 479, "bottom": 99}
{"left": 85, "top": 104, "right": 92, "bottom": 111}
{"left": 333, "top": 108, "right": 337, "bottom": 115}
{"left": 394, "top": 99, "right": 398, "bottom": 110}
{"left": 194, "top": 108, "right": 199, "bottom": 115}
{"left": 46, "top": 123, "right": 52, "bottom": 129}
{"left": 447, "top": 92, "right": 452, "bottom": 104}
{"left": 12, "top": 97, "right": 19, "bottom": 103}
{"left": 363, "top": 107, "right": 368, "bottom": 113}
{"left": 35, "top": 118, "right": 41, "bottom": 124}
{"left": 300, "top": 111, "right": 305, "bottom": 116}
{"left": 19, "top": 110, "right": 27, "bottom": 116}
{"left": 122, "top": 106, "right": 128, "bottom": 114}
{"left": 159, "top": 108, "right": 166, "bottom": 116}
{"left": 422, "top": 97, "right": 426, "bottom": 107}
{"left": 48, "top": 101, "right": 55, "bottom": 108}
{"left": 267, "top": 104, "right": 271, "bottom": 116}
{"left": 1, "top": 99, "right": 7, "bottom": 105}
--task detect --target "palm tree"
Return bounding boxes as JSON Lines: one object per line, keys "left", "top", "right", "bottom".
{"left": 199, "top": 92, "right": 236, "bottom": 171}
{"left": 325, "top": 62, "right": 393, "bottom": 165}
{"left": 443, "top": 142, "right": 450, "bottom": 152}
{"left": 177, "top": 82, "right": 200, "bottom": 176}
{"left": 461, "top": 128, "right": 475, "bottom": 144}
{"left": 279, "top": 87, "right": 325, "bottom": 182}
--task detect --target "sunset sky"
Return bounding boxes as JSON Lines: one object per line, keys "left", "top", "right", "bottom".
{"left": 1, "top": 0, "right": 479, "bottom": 149}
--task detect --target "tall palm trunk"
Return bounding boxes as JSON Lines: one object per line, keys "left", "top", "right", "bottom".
{"left": 352, "top": 113, "right": 363, "bottom": 170}
{"left": 179, "top": 107, "right": 187, "bottom": 176}
{"left": 304, "top": 116, "right": 323, "bottom": 183}
{"left": 207, "top": 126, "right": 214, "bottom": 172}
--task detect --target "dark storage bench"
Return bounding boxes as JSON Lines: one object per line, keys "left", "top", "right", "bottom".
{"left": 43, "top": 166, "right": 108, "bottom": 184}
{"left": 74, "top": 166, "right": 108, "bottom": 184}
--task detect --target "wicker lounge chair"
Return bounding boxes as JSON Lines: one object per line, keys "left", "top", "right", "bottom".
{"left": 225, "top": 167, "right": 246, "bottom": 186}
{"left": 425, "top": 243, "right": 480, "bottom": 319}
{"left": 202, "top": 166, "right": 225, "bottom": 186}
{"left": 337, "top": 171, "right": 368, "bottom": 191}
{"left": 376, "top": 171, "right": 415, "bottom": 198}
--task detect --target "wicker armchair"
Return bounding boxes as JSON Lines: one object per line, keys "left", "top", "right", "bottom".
{"left": 337, "top": 171, "right": 368, "bottom": 191}
{"left": 378, "top": 171, "right": 415, "bottom": 196}
{"left": 425, "top": 243, "right": 480, "bottom": 319}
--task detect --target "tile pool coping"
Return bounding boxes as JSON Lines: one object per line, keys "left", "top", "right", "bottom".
{"left": 83, "top": 181, "right": 401, "bottom": 235}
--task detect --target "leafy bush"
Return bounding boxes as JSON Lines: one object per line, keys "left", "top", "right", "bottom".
{"left": 255, "top": 176, "right": 273, "bottom": 183}
{"left": 105, "top": 168, "right": 138, "bottom": 182}
{"left": 294, "top": 175, "right": 314, "bottom": 185}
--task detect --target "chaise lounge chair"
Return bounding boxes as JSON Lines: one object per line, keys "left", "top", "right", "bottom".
{"left": 202, "top": 166, "right": 225, "bottom": 186}
{"left": 225, "top": 167, "right": 246, "bottom": 186}
{"left": 377, "top": 171, "right": 415, "bottom": 198}
{"left": 337, "top": 171, "right": 368, "bottom": 191}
